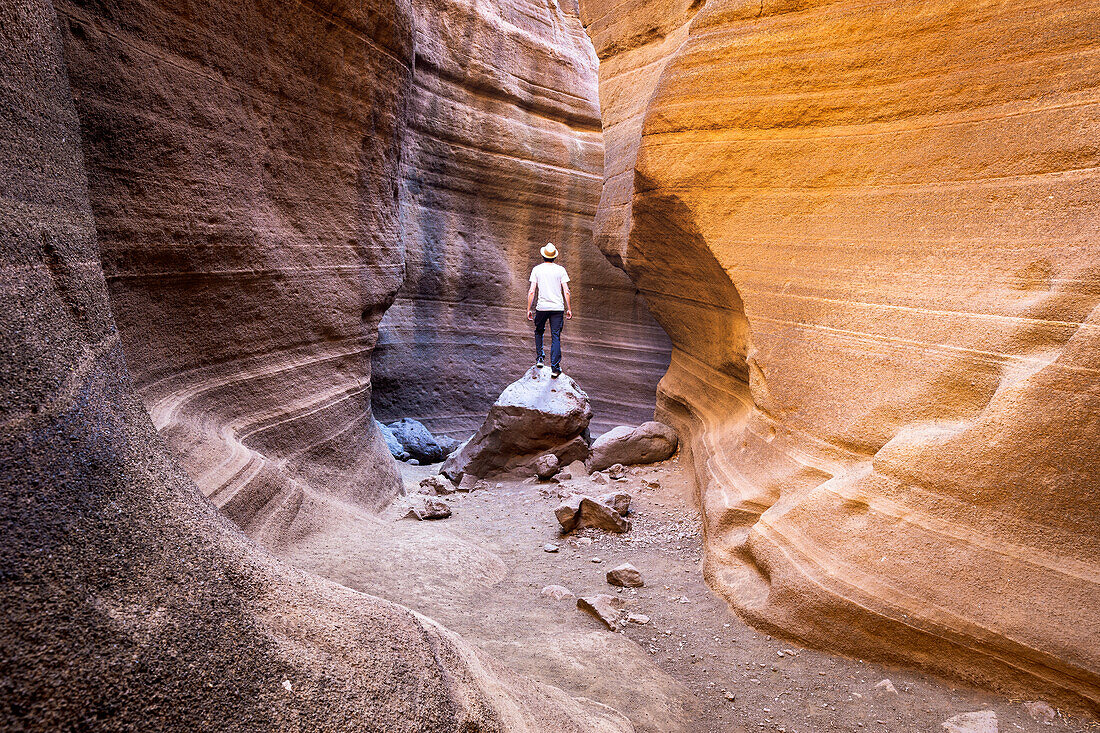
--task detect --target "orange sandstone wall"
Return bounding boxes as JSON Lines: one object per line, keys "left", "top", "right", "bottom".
{"left": 582, "top": 0, "right": 1100, "bottom": 712}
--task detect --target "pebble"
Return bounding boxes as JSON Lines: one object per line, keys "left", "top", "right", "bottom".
{"left": 591, "top": 557, "right": 603, "bottom": 563}
{"left": 543, "top": 543, "right": 559, "bottom": 552}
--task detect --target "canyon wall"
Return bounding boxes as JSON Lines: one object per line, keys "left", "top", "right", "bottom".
{"left": 0, "top": 1, "right": 630, "bottom": 730}
{"left": 371, "top": 0, "right": 670, "bottom": 438}
{"left": 55, "top": 0, "right": 409, "bottom": 536}
{"left": 581, "top": 0, "right": 1100, "bottom": 712}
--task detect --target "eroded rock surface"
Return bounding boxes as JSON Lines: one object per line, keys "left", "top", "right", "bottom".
{"left": 370, "top": 0, "right": 671, "bottom": 438}
{"left": 0, "top": 7, "right": 630, "bottom": 730}
{"left": 581, "top": 0, "right": 1100, "bottom": 713}
{"left": 588, "top": 421, "right": 677, "bottom": 472}
{"left": 442, "top": 366, "right": 592, "bottom": 480}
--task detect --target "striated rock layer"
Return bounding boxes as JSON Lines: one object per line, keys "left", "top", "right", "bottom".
{"left": 56, "top": 0, "right": 408, "bottom": 534}
{"left": 0, "top": 2, "right": 631, "bottom": 730}
{"left": 581, "top": 0, "right": 1100, "bottom": 713}
{"left": 371, "top": 0, "right": 671, "bottom": 438}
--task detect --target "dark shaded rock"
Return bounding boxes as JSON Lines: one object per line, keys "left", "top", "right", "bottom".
{"left": 442, "top": 367, "right": 592, "bottom": 480}
{"left": 377, "top": 420, "right": 411, "bottom": 461}
{"left": 535, "top": 453, "right": 561, "bottom": 480}
{"left": 588, "top": 422, "right": 678, "bottom": 472}
{"left": 437, "top": 435, "right": 462, "bottom": 456}
{"left": 389, "top": 418, "right": 446, "bottom": 463}
{"left": 606, "top": 563, "right": 644, "bottom": 587}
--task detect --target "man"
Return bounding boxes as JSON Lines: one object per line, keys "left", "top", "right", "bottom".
{"left": 526, "top": 242, "right": 572, "bottom": 377}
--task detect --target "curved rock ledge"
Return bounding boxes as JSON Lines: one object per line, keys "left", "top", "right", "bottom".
{"left": 581, "top": 0, "right": 1100, "bottom": 713}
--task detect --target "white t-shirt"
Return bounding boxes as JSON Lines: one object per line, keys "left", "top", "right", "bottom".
{"left": 529, "top": 262, "right": 570, "bottom": 311}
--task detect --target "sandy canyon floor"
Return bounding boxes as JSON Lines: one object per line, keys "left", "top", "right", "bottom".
{"left": 277, "top": 457, "right": 1091, "bottom": 733}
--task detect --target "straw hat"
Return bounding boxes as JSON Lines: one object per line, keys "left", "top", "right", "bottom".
{"left": 540, "top": 242, "right": 558, "bottom": 259}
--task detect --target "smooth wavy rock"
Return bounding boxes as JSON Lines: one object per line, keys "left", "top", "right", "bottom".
{"left": 55, "top": 0, "right": 408, "bottom": 534}
{"left": 370, "top": 0, "right": 672, "bottom": 438}
{"left": 0, "top": 5, "right": 631, "bottom": 730}
{"left": 580, "top": 0, "right": 1100, "bottom": 713}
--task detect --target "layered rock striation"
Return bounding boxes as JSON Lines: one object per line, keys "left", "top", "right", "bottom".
{"left": 56, "top": 0, "right": 410, "bottom": 535}
{"left": 371, "top": 0, "right": 671, "bottom": 438}
{"left": 0, "top": 2, "right": 631, "bottom": 730}
{"left": 581, "top": 0, "right": 1100, "bottom": 713}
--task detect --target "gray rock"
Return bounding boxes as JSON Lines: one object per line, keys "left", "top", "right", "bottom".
{"left": 407, "top": 458, "right": 420, "bottom": 466}
{"left": 534, "top": 453, "right": 560, "bottom": 480}
{"left": 606, "top": 563, "right": 644, "bottom": 587}
{"left": 418, "top": 476, "right": 455, "bottom": 495}
{"left": 941, "top": 711, "right": 998, "bottom": 733}
{"left": 577, "top": 594, "right": 630, "bottom": 630}
{"left": 436, "top": 435, "right": 462, "bottom": 456}
{"left": 401, "top": 496, "right": 451, "bottom": 520}
{"left": 376, "top": 420, "right": 410, "bottom": 461}
{"left": 388, "top": 418, "right": 446, "bottom": 463}
{"left": 543, "top": 543, "right": 559, "bottom": 553}
{"left": 598, "top": 491, "right": 631, "bottom": 516}
{"left": 588, "top": 421, "right": 678, "bottom": 472}
{"left": 441, "top": 366, "right": 591, "bottom": 481}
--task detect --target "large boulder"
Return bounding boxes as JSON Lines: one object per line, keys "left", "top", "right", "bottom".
{"left": 442, "top": 367, "right": 592, "bottom": 480}
{"left": 388, "top": 418, "right": 446, "bottom": 463}
{"left": 376, "top": 420, "right": 411, "bottom": 461}
{"left": 588, "top": 422, "right": 678, "bottom": 472}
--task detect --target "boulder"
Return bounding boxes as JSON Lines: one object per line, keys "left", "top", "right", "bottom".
{"left": 598, "top": 492, "right": 631, "bottom": 516}
{"left": 588, "top": 422, "right": 678, "bottom": 472}
{"left": 941, "top": 712, "right": 998, "bottom": 733}
{"left": 401, "top": 496, "right": 452, "bottom": 520}
{"left": 388, "top": 418, "right": 446, "bottom": 463}
{"left": 606, "top": 563, "right": 644, "bottom": 587}
{"left": 436, "top": 435, "right": 462, "bottom": 456}
{"left": 556, "top": 495, "right": 631, "bottom": 534}
{"left": 534, "top": 453, "right": 560, "bottom": 480}
{"left": 577, "top": 594, "right": 630, "bottom": 630}
{"left": 555, "top": 495, "right": 585, "bottom": 533}
{"left": 376, "top": 420, "right": 411, "bottom": 461}
{"left": 419, "top": 476, "right": 455, "bottom": 495}
{"left": 441, "top": 366, "right": 592, "bottom": 480}
{"left": 566, "top": 459, "right": 588, "bottom": 478}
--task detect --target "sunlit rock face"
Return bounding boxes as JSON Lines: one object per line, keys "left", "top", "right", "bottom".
{"left": 0, "top": 3, "right": 632, "bottom": 730}
{"left": 56, "top": 0, "right": 408, "bottom": 533}
{"left": 581, "top": 0, "right": 1100, "bottom": 712}
{"left": 371, "top": 0, "right": 671, "bottom": 438}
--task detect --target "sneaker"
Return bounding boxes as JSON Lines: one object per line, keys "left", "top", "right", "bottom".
{"left": 551, "top": 369, "right": 561, "bottom": 378}
{"left": 536, "top": 359, "right": 544, "bottom": 368}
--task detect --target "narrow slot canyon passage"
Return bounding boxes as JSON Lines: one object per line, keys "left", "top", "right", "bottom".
{"left": 1, "top": 0, "right": 1097, "bottom": 731}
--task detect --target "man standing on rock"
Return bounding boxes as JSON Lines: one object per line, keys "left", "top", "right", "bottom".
{"left": 527, "top": 242, "right": 572, "bottom": 378}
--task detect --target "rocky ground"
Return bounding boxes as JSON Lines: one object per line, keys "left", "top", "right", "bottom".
{"left": 297, "top": 455, "right": 1091, "bottom": 733}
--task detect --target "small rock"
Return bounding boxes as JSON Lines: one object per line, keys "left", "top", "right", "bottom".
{"left": 457, "top": 474, "right": 480, "bottom": 492}
{"left": 875, "top": 679, "right": 898, "bottom": 695}
{"left": 407, "top": 458, "right": 420, "bottom": 466}
{"left": 1022, "top": 701, "right": 1056, "bottom": 725}
{"left": 555, "top": 494, "right": 584, "bottom": 532}
{"left": 557, "top": 471, "right": 572, "bottom": 481}
{"left": 592, "top": 473, "right": 609, "bottom": 485}
{"left": 541, "top": 585, "right": 574, "bottom": 601}
{"left": 606, "top": 562, "right": 644, "bottom": 587}
{"left": 598, "top": 491, "right": 631, "bottom": 516}
{"left": 401, "top": 496, "right": 451, "bottom": 520}
{"left": 474, "top": 480, "right": 491, "bottom": 491}
{"left": 607, "top": 463, "right": 626, "bottom": 479}
{"left": 419, "top": 476, "right": 455, "bottom": 495}
{"left": 941, "top": 711, "right": 998, "bottom": 733}
{"left": 576, "top": 537, "right": 593, "bottom": 546}
{"left": 577, "top": 496, "right": 631, "bottom": 532}
{"left": 642, "top": 479, "right": 660, "bottom": 490}
{"left": 591, "top": 556, "right": 602, "bottom": 563}
{"left": 282, "top": 679, "right": 293, "bottom": 693}
{"left": 577, "top": 594, "right": 629, "bottom": 629}
{"left": 565, "top": 459, "right": 588, "bottom": 478}
{"left": 543, "top": 543, "right": 559, "bottom": 553}
{"left": 534, "top": 453, "right": 560, "bottom": 480}
{"left": 627, "top": 613, "right": 650, "bottom": 625}
{"left": 723, "top": 691, "right": 735, "bottom": 701}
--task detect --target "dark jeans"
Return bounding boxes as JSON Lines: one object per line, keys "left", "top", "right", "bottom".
{"left": 534, "top": 310, "right": 564, "bottom": 370}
